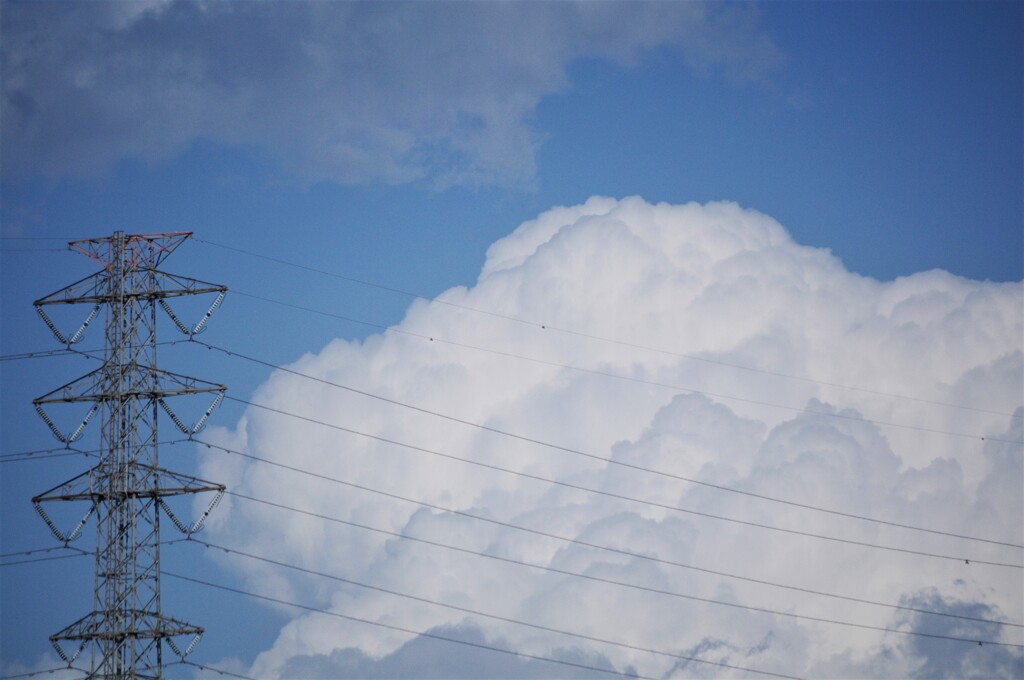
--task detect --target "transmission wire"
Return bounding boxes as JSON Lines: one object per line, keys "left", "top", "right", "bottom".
{"left": 187, "top": 537, "right": 847, "bottom": 676}
{"left": 0, "top": 347, "right": 103, "bottom": 362}
{"left": 200, "top": 340, "right": 1023, "bottom": 549}
{"left": 188, "top": 438, "right": 1023, "bottom": 628}
{"left": 165, "top": 570, "right": 676, "bottom": 680}
{"left": 194, "top": 237, "right": 1021, "bottom": 421}
{"left": 0, "top": 544, "right": 88, "bottom": 559}
{"left": 228, "top": 290, "right": 1023, "bottom": 446}
{"left": 170, "top": 661, "right": 257, "bottom": 680}
{"left": 0, "top": 552, "right": 91, "bottom": 567}
{"left": 210, "top": 490, "right": 1023, "bottom": 648}
{"left": 1, "top": 248, "right": 69, "bottom": 253}
{"left": 0, "top": 451, "right": 98, "bottom": 465}
{"left": 0, "top": 668, "right": 88, "bottom": 680}
{"left": 217, "top": 397, "right": 1024, "bottom": 569}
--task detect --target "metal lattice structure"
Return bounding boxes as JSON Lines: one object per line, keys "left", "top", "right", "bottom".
{"left": 32, "top": 231, "right": 228, "bottom": 678}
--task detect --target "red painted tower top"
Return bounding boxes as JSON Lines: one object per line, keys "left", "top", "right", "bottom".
{"left": 68, "top": 231, "right": 192, "bottom": 270}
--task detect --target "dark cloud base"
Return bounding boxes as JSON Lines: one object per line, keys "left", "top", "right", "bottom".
{"left": 899, "top": 590, "right": 1024, "bottom": 679}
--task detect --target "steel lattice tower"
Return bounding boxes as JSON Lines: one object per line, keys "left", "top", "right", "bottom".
{"left": 32, "top": 231, "right": 228, "bottom": 679}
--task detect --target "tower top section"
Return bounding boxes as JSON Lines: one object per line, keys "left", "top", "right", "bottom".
{"left": 69, "top": 231, "right": 192, "bottom": 270}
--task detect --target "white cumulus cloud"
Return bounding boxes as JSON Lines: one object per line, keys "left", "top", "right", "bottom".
{"left": 197, "top": 196, "right": 1023, "bottom": 678}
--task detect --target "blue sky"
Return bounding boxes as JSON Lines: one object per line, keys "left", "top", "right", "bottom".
{"left": 1, "top": 2, "right": 1021, "bottom": 678}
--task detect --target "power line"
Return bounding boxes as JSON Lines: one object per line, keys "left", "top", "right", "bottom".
{"left": 218, "top": 397, "right": 1024, "bottom": 569}
{"left": 0, "top": 545, "right": 89, "bottom": 559}
{"left": 200, "top": 340, "right": 1024, "bottom": 549}
{"left": 1, "top": 540, "right": 71, "bottom": 557}
{"left": 0, "top": 441, "right": 177, "bottom": 463}
{"left": 163, "top": 569, "right": 667, "bottom": 680}
{"left": 0, "top": 237, "right": 75, "bottom": 241}
{"left": 0, "top": 348, "right": 103, "bottom": 362}
{"left": 0, "top": 446, "right": 85, "bottom": 461}
{"left": 1, "top": 538, "right": 190, "bottom": 567}
{"left": 228, "top": 289, "right": 1024, "bottom": 446}
{"left": 0, "top": 451, "right": 99, "bottom": 465}
{"left": 169, "top": 661, "right": 257, "bottom": 680}
{"left": 0, "top": 668, "right": 88, "bottom": 680}
{"left": 0, "top": 446, "right": 86, "bottom": 460}
{"left": 186, "top": 538, "right": 811, "bottom": 677}
{"left": 194, "top": 237, "right": 1022, "bottom": 421}
{"left": 0, "top": 439, "right": 181, "bottom": 464}
{"left": 1, "top": 248, "right": 70, "bottom": 253}
{"left": 189, "top": 439, "right": 1022, "bottom": 629}
{"left": 0, "top": 552, "right": 90, "bottom": 567}
{"left": 1, "top": 441, "right": 180, "bottom": 460}
{"left": 163, "top": 565, "right": 811, "bottom": 680}
{"left": 0, "top": 340, "right": 189, "bottom": 363}
{"left": 210, "top": 492, "right": 1022, "bottom": 649}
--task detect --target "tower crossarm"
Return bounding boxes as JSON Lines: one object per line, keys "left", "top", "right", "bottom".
{"left": 50, "top": 610, "right": 202, "bottom": 670}
{"left": 52, "top": 611, "right": 203, "bottom": 642}
{"left": 33, "top": 465, "right": 226, "bottom": 504}
{"left": 68, "top": 231, "right": 192, "bottom": 270}
{"left": 34, "top": 368, "right": 226, "bottom": 405}
{"left": 35, "top": 270, "right": 227, "bottom": 307}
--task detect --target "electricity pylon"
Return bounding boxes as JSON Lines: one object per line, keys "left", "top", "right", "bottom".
{"left": 32, "top": 231, "right": 227, "bottom": 678}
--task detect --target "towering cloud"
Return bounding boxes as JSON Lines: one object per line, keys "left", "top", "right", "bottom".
{"left": 198, "top": 197, "right": 1023, "bottom": 678}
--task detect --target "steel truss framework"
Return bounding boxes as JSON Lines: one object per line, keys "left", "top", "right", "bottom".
{"left": 32, "top": 232, "right": 228, "bottom": 679}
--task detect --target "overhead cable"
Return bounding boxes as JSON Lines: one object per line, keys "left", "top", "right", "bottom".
{"left": 214, "top": 491, "right": 1023, "bottom": 648}
{"left": 217, "top": 398, "right": 1024, "bottom": 570}
{"left": 0, "top": 339, "right": 186, "bottom": 362}
{"left": 166, "top": 568, "right": 803, "bottom": 680}
{"left": 227, "top": 290, "right": 1023, "bottom": 446}
{"left": 0, "top": 668, "right": 88, "bottom": 680}
{"left": 1, "top": 537, "right": 188, "bottom": 568}
{"left": 1, "top": 441, "right": 174, "bottom": 464}
{"left": 0, "top": 545, "right": 88, "bottom": 559}
{"left": 0, "top": 347, "right": 103, "bottom": 362}
{"left": 0, "top": 548, "right": 89, "bottom": 565}
{"left": 166, "top": 571, "right": 662, "bottom": 680}
{"left": 0, "top": 237, "right": 77, "bottom": 241}
{"left": 194, "top": 237, "right": 1022, "bottom": 421}
{"left": 188, "top": 537, "right": 825, "bottom": 676}
{"left": 169, "top": 661, "right": 257, "bottom": 680}
{"left": 200, "top": 340, "right": 1023, "bottom": 549}
{"left": 1, "top": 248, "right": 70, "bottom": 253}
{"left": 189, "top": 439, "right": 1022, "bottom": 628}
{"left": 0, "top": 451, "right": 99, "bottom": 465}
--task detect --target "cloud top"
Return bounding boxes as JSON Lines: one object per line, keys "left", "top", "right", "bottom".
{"left": 197, "top": 197, "right": 1022, "bottom": 677}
